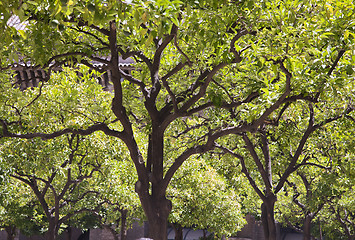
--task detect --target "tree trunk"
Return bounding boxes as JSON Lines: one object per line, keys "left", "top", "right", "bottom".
{"left": 46, "top": 219, "right": 58, "bottom": 240}
{"left": 303, "top": 214, "right": 313, "bottom": 240}
{"left": 135, "top": 130, "right": 171, "bottom": 240}
{"left": 120, "top": 209, "right": 128, "bottom": 240}
{"left": 5, "top": 226, "right": 16, "bottom": 240}
{"left": 202, "top": 229, "right": 207, "bottom": 239}
{"left": 66, "top": 227, "right": 72, "bottom": 240}
{"left": 138, "top": 190, "right": 172, "bottom": 240}
{"left": 261, "top": 198, "right": 277, "bottom": 240}
{"left": 146, "top": 199, "right": 171, "bottom": 240}
{"left": 104, "top": 225, "right": 119, "bottom": 240}
{"left": 172, "top": 223, "right": 183, "bottom": 240}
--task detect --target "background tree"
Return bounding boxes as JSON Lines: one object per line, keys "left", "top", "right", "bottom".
{"left": 0, "top": 74, "right": 125, "bottom": 240}
{"left": 168, "top": 156, "right": 246, "bottom": 240}
{"left": 314, "top": 119, "right": 354, "bottom": 240}
{"left": 279, "top": 170, "right": 337, "bottom": 240}
{"left": 1, "top": 0, "right": 354, "bottom": 239}
{"left": 0, "top": 179, "right": 43, "bottom": 240}
{"left": 276, "top": 119, "right": 354, "bottom": 240}
{"left": 217, "top": 99, "right": 353, "bottom": 240}
{"left": 93, "top": 155, "right": 143, "bottom": 240}
{"left": 0, "top": 133, "right": 111, "bottom": 240}
{"left": 325, "top": 189, "right": 355, "bottom": 240}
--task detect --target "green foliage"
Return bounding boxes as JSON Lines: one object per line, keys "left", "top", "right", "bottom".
{"left": 0, "top": 0, "right": 354, "bottom": 239}
{"left": 168, "top": 157, "right": 246, "bottom": 238}
{"left": 0, "top": 179, "right": 43, "bottom": 236}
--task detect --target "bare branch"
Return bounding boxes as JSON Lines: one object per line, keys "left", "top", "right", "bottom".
{"left": 251, "top": 60, "right": 292, "bottom": 130}
{"left": 161, "top": 62, "right": 188, "bottom": 112}
{"left": 43, "top": 52, "right": 110, "bottom": 69}
{"left": 118, "top": 49, "right": 152, "bottom": 68}
{"left": 63, "top": 18, "right": 110, "bottom": 36}
{"left": 315, "top": 49, "right": 347, "bottom": 100}
{"left": 119, "top": 68, "right": 148, "bottom": 97}
{"left": 0, "top": 121, "right": 124, "bottom": 140}
{"left": 243, "top": 133, "right": 273, "bottom": 191}
{"left": 174, "top": 35, "right": 192, "bottom": 66}
{"left": 294, "top": 162, "right": 332, "bottom": 171}
{"left": 216, "top": 144, "right": 266, "bottom": 201}
{"left": 230, "top": 29, "right": 252, "bottom": 63}
{"left": 24, "top": 80, "right": 46, "bottom": 108}
{"left": 69, "top": 26, "right": 109, "bottom": 47}
{"left": 327, "top": 49, "right": 346, "bottom": 76}
{"left": 275, "top": 104, "right": 314, "bottom": 193}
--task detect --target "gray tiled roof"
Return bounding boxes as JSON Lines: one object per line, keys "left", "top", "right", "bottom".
{"left": 7, "top": 15, "right": 134, "bottom": 91}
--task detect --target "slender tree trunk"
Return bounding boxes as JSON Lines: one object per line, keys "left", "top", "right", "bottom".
{"left": 318, "top": 219, "right": 323, "bottom": 240}
{"left": 261, "top": 198, "right": 277, "bottom": 240}
{"left": 66, "top": 227, "right": 72, "bottom": 240}
{"left": 172, "top": 223, "right": 183, "bottom": 240}
{"left": 303, "top": 214, "right": 313, "bottom": 240}
{"left": 120, "top": 209, "right": 128, "bottom": 240}
{"left": 203, "top": 229, "right": 207, "bottom": 239}
{"left": 5, "top": 226, "right": 16, "bottom": 240}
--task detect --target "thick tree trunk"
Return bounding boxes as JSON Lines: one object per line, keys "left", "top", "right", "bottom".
{"left": 261, "top": 198, "right": 277, "bottom": 240}
{"left": 172, "top": 223, "right": 183, "bottom": 240}
{"left": 46, "top": 219, "right": 58, "bottom": 240}
{"left": 303, "top": 214, "right": 313, "bottom": 240}
{"left": 145, "top": 198, "right": 171, "bottom": 240}
{"left": 134, "top": 129, "right": 171, "bottom": 240}
{"left": 138, "top": 189, "right": 172, "bottom": 240}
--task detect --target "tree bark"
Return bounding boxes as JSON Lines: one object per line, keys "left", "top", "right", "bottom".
{"left": 46, "top": 218, "right": 58, "bottom": 240}
{"left": 303, "top": 214, "right": 313, "bottom": 240}
{"left": 66, "top": 227, "right": 72, "bottom": 240}
{"left": 5, "top": 226, "right": 16, "bottom": 240}
{"left": 172, "top": 223, "right": 183, "bottom": 240}
{"left": 137, "top": 189, "right": 172, "bottom": 240}
{"left": 146, "top": 198, "right": 171, "bottom": 240}
{"left": 261, "top": 198, "right": 277, "bottom": 240}
{"left": 120, "top": 209, "right": 128, "bottom": 240}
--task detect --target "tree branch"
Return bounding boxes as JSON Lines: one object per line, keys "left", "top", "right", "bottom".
{"left": 275, "top": 104, "right": 314, "bottom": 193}
{"left": 216, "top": 144, "right": 266, "bottom": 201}
{"left": 43, "top": 52, "right": 110, "bottom": 69}
{"left": 243, "top": 133, "right": 273, "bottom": 191}
{"left": 119, "top": 68, "right": 148, "bottom": 97}
{"left": 174, "top": 35, "right": 192, "bottom": 66}
{"left": 0, "top": 121, "right": 124, "bottom": 140}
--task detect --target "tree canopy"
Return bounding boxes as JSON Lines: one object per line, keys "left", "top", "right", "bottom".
{"left": 0, "top": 0, "right": 354, "bottom": 239}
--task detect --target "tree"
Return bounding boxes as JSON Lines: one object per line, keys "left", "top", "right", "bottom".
{"left": 93, "top": 156, "right": 143, "bottom": 240}
{"left": 0, "top": 179, "right": 43, "bottom": 240}
{"left": 311, "top": 120, "right": 355, "bottom": 240}
{"left": 216, "top": 97, "right": 354, "bottom": 240}
{"left": 323, "top": 165, "right": 355, "bottom": 240}
{"left": 0, "top": 127, "right": 119, "bottom": 240}
{"left": 168, "top": 157, "right": 246, "bottom": 240}
{"left": 279, "top": 170, "right": 337, "bottom": 240}
{"left": 276, "top": 120, "right": 354, "bottom": 240}
{"left": 1, "top": 0, "right": 354, "bottom": 239}
{"left": 325, "top": 190, "right": 355, "bottom": 240}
